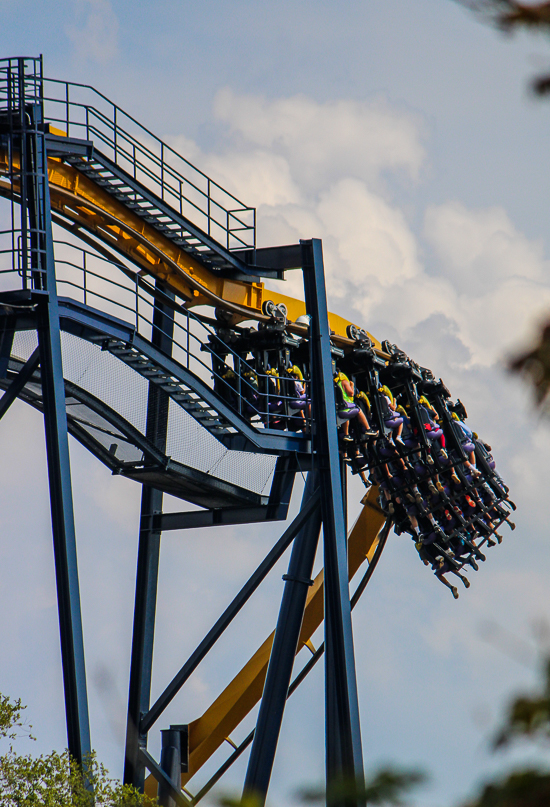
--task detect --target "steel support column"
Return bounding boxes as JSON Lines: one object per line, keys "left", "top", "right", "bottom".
{"left": 243, "top": 470, "right": 322, "bottom": 802}
{"left": 301, "top": 239, "right": 365, "bottom": 802}
{"left": 38, "top": 298, "right": 92, "bottom": 765}
{"left": 8, "top": 68, "right": 95, "bottom": 766}
{"left": 21, "top": 87, "right": 93, "bottom": 765}
{"left": 124, "top": 282, "right": 175, "bottom": 789}
{"left": 158, "top": 725, "right": 188, "bottom": 807}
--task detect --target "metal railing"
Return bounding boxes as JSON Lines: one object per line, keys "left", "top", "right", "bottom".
{"left": 0, "top": 229, "right": 308, "bottom": 434}
{"left": 45, "top": 78, "right": 255, "bottom": 253}
{"left": 0, "top": 58, "right": 51, "bottom": 286}
{"left": 54, "top": 241, "right": 307, "bottom": 431}
{"left": 0, "top": 58, "right": 256, "bottom": 253}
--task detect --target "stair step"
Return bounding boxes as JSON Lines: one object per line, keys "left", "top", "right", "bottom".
{"left": 110, "top": 348, "right": 140, "bottom": 357}
{"left": 101, "top": 341, "right": 244, "bottom": 438}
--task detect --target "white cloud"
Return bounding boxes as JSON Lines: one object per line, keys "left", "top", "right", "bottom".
{"left": 213, "top": 88, "right": 426, "bottom": 193}
{"left": 316, "top": 177, "right": 422, "bottom": 288}
{"left": 425, "top": 202, "right": 546, "bottom": 292}
{"left": 65, "top": 0, "right": 119, "bottom": 64}
{"left": 205, "top": 150, "right": 303, "bottom": 208}
{"left": 424, "top": 202, "right": 550, "bottom": 363}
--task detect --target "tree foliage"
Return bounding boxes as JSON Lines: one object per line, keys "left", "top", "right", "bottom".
{"left": 492, "top": 657, "right": 550, "bottom": 748}
{"left": 298, "top": 767, "right": 428, "bottom": 806}
{"left": 461, "top": 657, "right": 550, "bottom": 807}
{"left": 5, "top": 654, "right": 550, "bottom": 807}
{"left": 0, "top": 693, "right": 156, "bottom": 807}
{"left": 457, "top": 1, "right": 550, "bottom": 94}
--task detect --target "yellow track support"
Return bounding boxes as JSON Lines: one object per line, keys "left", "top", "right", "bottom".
{"left": 143, "top": 488, "right": 385, "bottom": 794}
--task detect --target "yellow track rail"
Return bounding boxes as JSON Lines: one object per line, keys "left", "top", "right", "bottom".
{"left": 143, "top": 488, "right": 385, "bottom": 793}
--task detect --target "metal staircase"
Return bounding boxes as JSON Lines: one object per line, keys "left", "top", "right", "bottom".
{"left": 36, "top": 74, "right": 268, "bottom": 279}
{"left": 99, "top": 336, "right": 234, "bottom": 438}
{"left": 63, "top": 150, "right": 256, "bottom": 277}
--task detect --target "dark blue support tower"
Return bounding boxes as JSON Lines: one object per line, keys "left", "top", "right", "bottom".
{"left": 125, "top": 281, "right": 175, "bottom": 789}
{"left": 5, "top": 57, "right": 92, "bottom": 766}
{"left": 243, "top": 471, "right": 322, "bottom": 801}
{"left": 301, "top": 239, "right": 365, "bottom": 803}
{"left": 242, "top": 239, "right": 364, "bottom": 806}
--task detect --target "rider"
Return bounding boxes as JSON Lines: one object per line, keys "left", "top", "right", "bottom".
{"left": 379, "top": 385, "right": 404, "bottom": 445}
{"left": 335, "top": 370, "right": 377, "bottom": 441}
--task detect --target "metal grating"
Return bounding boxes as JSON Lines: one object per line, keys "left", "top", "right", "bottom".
{"left": 11, "top": 330, "right": 276, "bottom": 495}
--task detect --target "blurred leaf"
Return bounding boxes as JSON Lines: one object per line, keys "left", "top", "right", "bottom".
{"left": 509, "top": 322, "right": 550, "bottom": 408}
{"left": 493, "top": 658, "right": 550, "bottom": 748}
{"left": 299, "top": 766, "right": 428, "bottom": 805}
{"left": 456, "top": 1, "right": 550, "bottom": 31}
{"left": 456, "top": 2, "right": 550, "bottom": 93}
{"left": 463, "top": 768, "right": 550, "bottom": 806}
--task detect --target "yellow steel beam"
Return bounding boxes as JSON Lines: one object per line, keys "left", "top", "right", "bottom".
{"left": 143, "top": 488, "right": 385, "bottom": 795}
{"left": 0, "top": 150, "right": 381, "bottom": 349}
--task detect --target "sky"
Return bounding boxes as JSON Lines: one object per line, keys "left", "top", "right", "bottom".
{"left": 3, "top": 1, "right": 550, "bottom": 805}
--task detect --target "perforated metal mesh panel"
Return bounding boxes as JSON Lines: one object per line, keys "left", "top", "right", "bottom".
{"left": 12, "top": 330, "right": 38, "bottom": 361}
{"left": 65, "top": 397, "right": 143, "bottom": 463}
{"left": 11, "top": 330, "right": 277, "bottom": 495}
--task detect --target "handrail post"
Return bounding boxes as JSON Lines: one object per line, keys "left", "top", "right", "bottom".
{"left": 65, "top": 81, "right": 70, "bottom": 136}
{"left": 186, "top": 312, "right": 190, "bottom": 369}
{"left": 160, "top": 143, "right": 164, "bottom": 201}
{"left": 253, "top": 207, "right": 256, "bottom": 258}
{"left": 237, "top": 356, "right": 242, "bottom": 417}
{"left": 135, "top": 273, "right": 139, "bottom": 332}
{"left": 207, "top": 179, "right": 211, "bottom": 236}
{"left": 114, "top": 105, "right": 118, "bottom": 163}
{"left": 83, "top": 250, "right": 87, "bottom": 307}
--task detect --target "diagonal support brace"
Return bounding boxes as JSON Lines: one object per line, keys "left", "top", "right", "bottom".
{"left": 138, "top": 747, "right": 191, "bottom": 807}
{"left": 141, "top": 490, "right": 320, "bottom": 735}
{"left": 0, "top": 347, "right": 40, "bottom": 421}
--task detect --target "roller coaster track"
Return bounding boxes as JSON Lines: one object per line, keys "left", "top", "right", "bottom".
{"left": 0, "top": 53, "right": 518, "bottom": 807}
{"left": 0, "top": 56, "right": 395, "bottom": 805}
